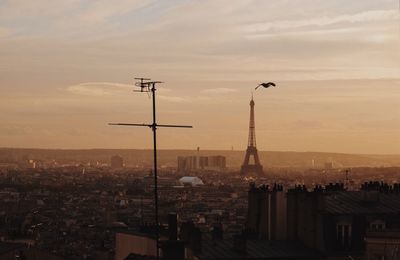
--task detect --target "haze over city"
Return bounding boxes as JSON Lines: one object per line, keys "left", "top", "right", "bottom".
{"left": 1, "top": 0, "right": 399, "bottom": 154}
{"left": 3, "top": 1, "right": 400, "bottom": 260}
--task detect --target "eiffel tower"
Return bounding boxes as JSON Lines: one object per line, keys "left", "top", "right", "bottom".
{"left": 241, "top": 96, "right": 264, "bottom": 175}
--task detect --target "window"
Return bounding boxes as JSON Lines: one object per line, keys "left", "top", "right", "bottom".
{"left": 370, "top": 220, "right": 385, "bottom": 230}
{"left": 336, "top": 222, "right": 352, "bottom": 250}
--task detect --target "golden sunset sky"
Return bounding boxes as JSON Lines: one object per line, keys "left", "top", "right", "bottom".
{"left": 0, "top": 0, "right": 399, "bottom": 153}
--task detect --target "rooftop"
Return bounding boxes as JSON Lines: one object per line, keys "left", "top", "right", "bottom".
{"left": 325, "top": 191, "right": 400, "bottom": 215}
{"left": 0, "top": 242, "right": 24, "bottom": 254}
{"left": 197, "top": 240, "right": 321, "bottom": 260}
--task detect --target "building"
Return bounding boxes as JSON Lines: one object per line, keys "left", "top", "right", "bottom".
{"left": 195, "top": 239, "right": 321, "bottom": 260}
{"left": 177, "top": 156, "right": 198, "bottom": 172}
{"left": 207, "top": 156, "right": 226, "bottom": 170}
{"left": 181, "top": 218, "right": 321, "bottom": 260}
{"left": 286, "top": 182, "right": 400, "bottom": 260}
{"left": 115, "top": 214, "right": 185, "bottom": 260}
{"left": 245, "top": 183, "right": 287, "bottom": 240}
{"left": 246, "top": 184, "right": 269, "bottom": 239}
{"left": 0, "top": 242, "right": 68, "bottom": 260}
{"left": 324, "top": 161, "right": 334, "bottom": 170}
{"left": 115, "top": 231, "right": 157, "bottom": 260}
{"left": 244, "top": 181, "right": 400, "bottom": 259}
{"left": 177, "top": 156, "right": 226, "bottom": 172}
{"left": 179, "top": 176, "right": 204, "bottom": 187}
{"left": 111, "top": 155, "right": 124, "bottom": 169}
{"left": 0, "top": 242, "right": 24, "bottom": 260}
{"left": 365, "top": 229, "right": 400, "bottom": 260}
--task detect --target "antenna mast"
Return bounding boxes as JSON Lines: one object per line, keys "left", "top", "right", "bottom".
{"left": 109, "top": 77, "right": 192, "bottom": 259}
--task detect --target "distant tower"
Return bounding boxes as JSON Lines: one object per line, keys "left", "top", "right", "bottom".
{"left": 241, "top": 96, "right": 264, "bottom": 175}
{"left": 196, "top": 147, "right": 200, "bottom": 170}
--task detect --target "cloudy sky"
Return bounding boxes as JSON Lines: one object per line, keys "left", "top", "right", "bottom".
{"left": 0, "top": 0, "right": 399, "bottom": 154}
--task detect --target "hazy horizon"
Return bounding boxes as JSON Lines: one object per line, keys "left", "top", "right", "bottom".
{"left": 1, "top": 1, "right": 399, "bottom": 154}
{"left": 2, "top": 147, "right": 400, "bottom": 156}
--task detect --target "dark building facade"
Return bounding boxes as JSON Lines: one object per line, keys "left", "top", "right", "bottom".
{"left": 365, "top": 229, "right": 400, "bottom": 260}
{"left": 244, "top": 182, "right": 400, "bottom": 260}
{"left": 246, "top": 183, "right": 287, "bottom": 240}
{"left": 286, "top": 182, "right": 400, "bottom": 260}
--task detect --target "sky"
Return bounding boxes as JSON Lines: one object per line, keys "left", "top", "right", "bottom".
{"left": 0, "top": 0, "right": 399, "bottom": 154}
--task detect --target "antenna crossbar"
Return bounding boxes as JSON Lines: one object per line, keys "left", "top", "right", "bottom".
{"left": 109, "top": 123, "right": 192, "bottom": 128}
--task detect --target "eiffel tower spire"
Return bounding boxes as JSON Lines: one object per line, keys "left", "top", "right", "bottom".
{"left": 241, "top": 96, "right": 264, "bottom": 175}
{"left": 248, "top": 94, "right": 256, "bottom": 147}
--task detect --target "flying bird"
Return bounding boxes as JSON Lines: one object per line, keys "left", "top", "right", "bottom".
{"left": 255, "top": 82, "right": 276, "bottom": 90}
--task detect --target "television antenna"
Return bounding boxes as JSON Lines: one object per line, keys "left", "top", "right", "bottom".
{"left": 109, "top": 77, "right": 192, "bottom": 259}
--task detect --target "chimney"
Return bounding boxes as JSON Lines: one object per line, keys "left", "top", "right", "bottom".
{"left": 168, "top": 213, "right": 178, "bottom": 240}
{"left": 197, "top": 147, "right": 200, "bottom": 169}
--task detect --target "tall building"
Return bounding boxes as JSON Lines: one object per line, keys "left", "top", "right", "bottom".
{"left": 177, "top": 156, "right": 197, "bottom": 172}
{"left": 324, "top": 161, "right": 334, "bottom": 170}
{"left": 206, "top": 155, "right": 226, "bottom": 170}
{"left": 245, "top": 183, "right": 286, "bottom": 240}
{"left": 177, "top": 155, "right": 226, "bottom": 172}
{"left": 110, "top": 155, "right": 124, "bottom": 169}
{"left": 246, "top": 183, "right": 269, "bottom": 239}
{"left": 241, "top": 96, "right": 263, "bottom": 175}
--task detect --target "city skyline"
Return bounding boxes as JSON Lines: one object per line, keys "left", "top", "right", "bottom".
{"left": 1, "top": 0, "right": 400, "bottom": 154}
